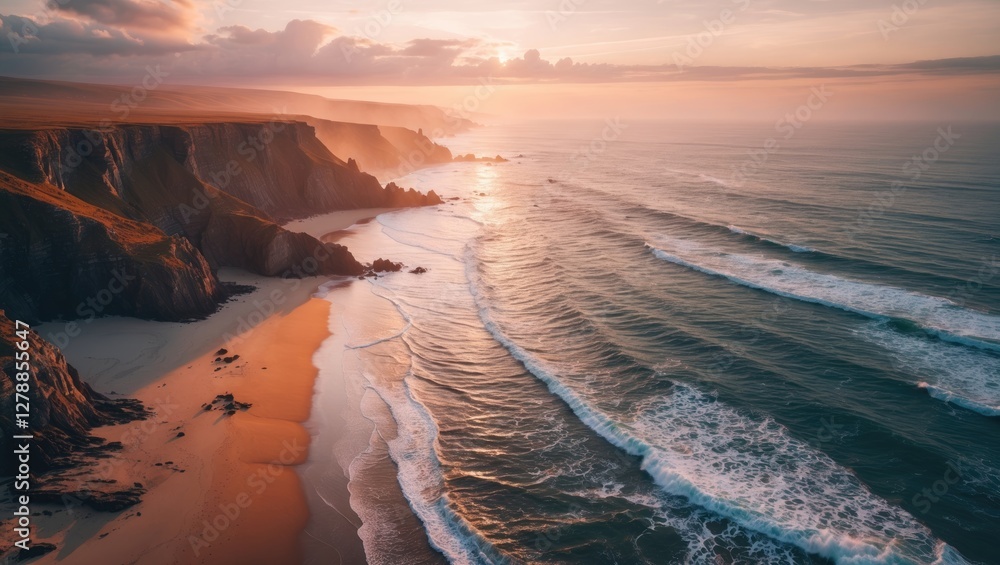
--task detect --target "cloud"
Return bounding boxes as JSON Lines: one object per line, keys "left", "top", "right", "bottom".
{"left": 0, "top": 14, "right": 998, "bottom": 86}
{"left": 207, "top": 19, "right": 335, "bottom": 57}
{"left": 47, "top": 0, "right": 197, "bottom": 34}
{"left": 401, "top": 38, "right": 478, "bottom": 59}
{"left": 0, "top": 13, "right": 196, "bottom": 57}
{"left": 900, "top": 55, "right": 1000, "bottom": 74}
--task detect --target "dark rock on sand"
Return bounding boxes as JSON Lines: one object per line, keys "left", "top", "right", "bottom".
{"left": 33, "top": 484, "right": 145, "bottom": 512}
{"left": 371, "top": 258, "right": 404, "bottom": 273}
{"left": 15, "top": 542, "right": 56, "bottom": 562}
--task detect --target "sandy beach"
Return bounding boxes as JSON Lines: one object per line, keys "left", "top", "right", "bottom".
{"left": 16, "top": 210, "right": 389, "bottom": 564}
{"left": 283, "top": 208, "right": 399, "bottom": 241}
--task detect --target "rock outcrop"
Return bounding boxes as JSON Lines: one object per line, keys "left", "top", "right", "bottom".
{"left": 454, "top": 153, "right": 508, "bottom": 163}
{"left": 199, "top": 212, "right": 362, "bottom": 277}
{"left": 0, "top": 310, "right": 149, "bottom": 476}
{"left": 371, "top": 258, "right": 404, "bottom": 273}
{"left": 384, "top": 182, "right": 443, "bottom": 207}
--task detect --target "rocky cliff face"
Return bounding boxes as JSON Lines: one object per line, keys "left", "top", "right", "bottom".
{"left": 0, "top": 310, "right": 148, "bottom": 476}
{"left": 200, "top": 212, "right": 362, "bottom": 277}
{"left": 0, "top": 170, "right": 223, "bottom": 323}
{"left": 0, "top": 121, "right": 437, "bottom": 222}
{"left": 0, "top": 120, "right": 442, "bottom": 322}
{"left": 307, "top": 119, "right": 453, "bottom": 179}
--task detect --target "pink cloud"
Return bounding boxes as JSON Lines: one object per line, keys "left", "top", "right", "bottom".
{"left": 0, "top": 15, "right": 998, "bottom": 86}
{"left": 47, "top": 0, "right": 197, "bottom": 34}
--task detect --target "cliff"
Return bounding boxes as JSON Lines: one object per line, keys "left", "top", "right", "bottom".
{"left": 0, "top": 170, "right": 223, "bottom": 323}
{"left": 0, "top": 122, "right": 438, "bottom": 222}
{"left": 380, "top": 126, "right": 455, "bottom": 166}
{"left": 307, "top": 118, "right": 453, "bottom": 179}
{"left": 0, "top": 120, "right": 442, "bottom": 322}
{"left": 0, "top": 310, "right": 148, "bottom": 476}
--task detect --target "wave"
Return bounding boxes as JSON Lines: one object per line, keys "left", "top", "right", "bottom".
{"left": 920, "top": 383, "right": 1000, "bottom": 417}
{"left": 646, "top": 236, "right": 1000, "bottom": 352}
{"left": 357, "top": 374, "right": 507, "bottom": 565}
{"left": 466, "top": 261, "right": 967, "bottom": 564}
{"left": 727, "top": 225, "right": 816, "bottom": 253}
{"left": 698, "top": 173, "right": 737, "bottom": 189}
{"left": 858, "top": 324, "right": 1000, "bottom": 417}
{"left": 329, "top": 248, "right": 508, "bottom": 563}
{"left": 343, "top": 294, "right": 509, "bottom": 564}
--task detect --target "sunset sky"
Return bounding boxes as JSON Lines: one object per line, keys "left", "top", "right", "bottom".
{"left": 1, "top": 0, "right": 998, "bottom": 119}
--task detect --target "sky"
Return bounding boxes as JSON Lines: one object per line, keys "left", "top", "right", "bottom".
{"left": 0, "top": 0, "right": 998, "bottom": 119}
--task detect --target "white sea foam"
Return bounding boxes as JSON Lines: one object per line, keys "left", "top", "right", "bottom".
{"left": 357, "top": 371, "right": 507, "bottom": 565}
{"left": 324, "top": 205, "right": 509, "bottom": 564}
{"left": 921, "top": 383, "right": 1000, "bottom": 417}
{"left": 859, "top": 324, "right": 1000, "bottom": 417}
{"left": 468, "top": 258, "right": 969, "bottom": 563}
{"left": 647, "top": 236, "right": 1000, "bottom": 352}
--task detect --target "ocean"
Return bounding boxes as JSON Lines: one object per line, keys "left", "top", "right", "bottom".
{"left": 303, "top": 121, "right": 1000, "bottom": 565}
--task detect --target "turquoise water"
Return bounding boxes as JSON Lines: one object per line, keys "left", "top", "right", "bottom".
{"left": 312, "top": 121, "right": 1000, "bottom": 564}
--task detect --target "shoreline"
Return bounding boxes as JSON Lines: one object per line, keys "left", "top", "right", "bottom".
{"left": 283, "top": 208, "right": 400, "bottom": 241}
{"left": 298, "top": 207, "right": 450, "bottom": 565}
{"left": 14, "top": 210, "right": 390, "bottom": 564}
